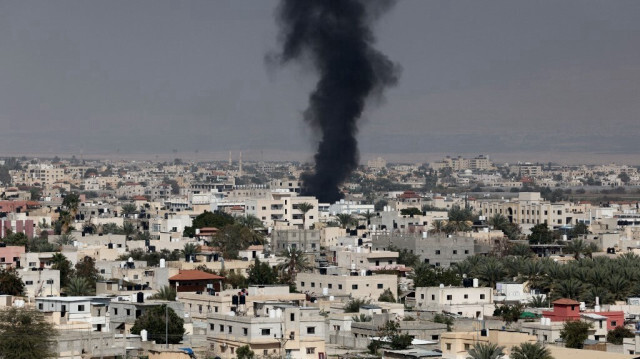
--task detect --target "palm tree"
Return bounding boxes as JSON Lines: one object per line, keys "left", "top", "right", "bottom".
{"left": 467, "top": 343, "right": 505, "bottom": 359}
{"left": 555, "top": 279, "right": 583, "bottom": 300}
{"left": 121, "top": 203, "right": 137, "bottom": 217}
{"left": 510, "top": 342, "right": 553, "bottom": 359}
{"left": 528, "top": 295, "right": 547, "bottom": 308}
{"left": 149, "top": 286, "right": 177, "bottom": 301}
{"left": 336, "top": 213, "right": 355, "bottom": 229}
{"left": 360, "top": 210, "right": 376, "bottom": 226}
{"left": 488, "top": 214, "right": 509, "bottom": 230}
{"left": 236, "top": 214, "right": 263, "bottom": 230}
{"left": 583, "top": 242, "right": 600, "bottom": 259}
{"left": 55, "top": 233, "right": 75, "bottom": 246}
{"left": 351, "top": 313, "right": 372, "bottom": 322}
{"left": 477, "top": 258, "right": 505, "bottom": 288}
{"left": 565, "top": 239, "right": 587, "bottom": 260}
{"left": 430, "top": 219, "right": 446, "bottom": 234}
{"left": 122, "top": 221, "right": 136, "bottom": 238}
{"left": 296, "top": 202, "right": 314, "bottom": 229}
{"left": 66, "top": 277, "right": 91, "bottom": 296}
{"left": 278, "top": 247, "right": 312, "bottom": 283}
{"left": 182, "top": 243, "right": 200, "bottom": 262}
{"left": 58, "top": 210, "right": 73, "bottom": 234}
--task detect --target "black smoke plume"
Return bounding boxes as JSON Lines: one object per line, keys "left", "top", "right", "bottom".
{"left": 275, "top": 0, "right": 400, "bottom": 203}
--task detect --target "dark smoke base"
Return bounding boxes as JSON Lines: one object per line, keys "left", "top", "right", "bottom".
{"left": 275, "top": 0, "right": 399, "bottom": 203}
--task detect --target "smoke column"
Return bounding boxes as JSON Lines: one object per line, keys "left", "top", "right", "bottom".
{"left": 275, "top": 0, "right": 400, "bottom": 203}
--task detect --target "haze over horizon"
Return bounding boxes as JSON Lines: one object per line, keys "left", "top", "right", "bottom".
{"left": 2, "top": 0, "right": 640, "bottom": 161}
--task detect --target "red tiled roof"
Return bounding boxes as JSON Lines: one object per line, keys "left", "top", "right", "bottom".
{"left": 132, "top": 196, "right": 147, "bottom": 201}
{"left": 169, "top": 270, "right": 224, "bottom": 281}
{"left": 553, "top": 298, "right": 580, "bottom": 305}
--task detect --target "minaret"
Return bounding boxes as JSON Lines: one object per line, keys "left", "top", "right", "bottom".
{"left": 228, "top": 151, "right": 232, "bottom": 166}
{"left": 239, "top": 151, "right": 243, "bottom": 177}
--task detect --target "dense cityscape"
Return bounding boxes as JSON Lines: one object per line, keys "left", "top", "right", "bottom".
{"left": 1, "top": 155, "right": 640, "bottom": 358}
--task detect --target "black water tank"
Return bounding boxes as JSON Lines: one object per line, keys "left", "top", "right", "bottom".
{"left": 232, "top": 295, "right": 239, "bottom": 305}
{"left": 239, "top": 295, "right": 246, "bottom": 305}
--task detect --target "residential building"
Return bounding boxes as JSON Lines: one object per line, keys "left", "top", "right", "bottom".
{"left": 36, "top": 296, "right": 112, "bottom": 332}
{"left": 414, "top": 285, "right": 494, "bottom": 318}
{"left": 296, "top": 272, "right": 397, "bottom": 300}
{"left": 207, "top": 301, "right": 325, "bottom": 359}
{"left": 372, "top": 233, "right": 474, "bottom": 268}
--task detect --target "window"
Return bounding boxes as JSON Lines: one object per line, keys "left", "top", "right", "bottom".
{"left": 290, "top": 313, "right": 295, "bottom": 321}
{"left": 453, "top": 250, "right": 457, "bottom": 254}
{"left": 420, "top": 294, "right": 425, "bottom": 299}
{"left": 377, "top": 284, "right": 383, "bottom": 289}
{"left": 431, "top": 295, "right": 435, "bottom": 300}
{"left": 261, "top": 328, "right": 271, "bottom": 336}
{"left": 114, "top": 308, "right": 118, "bottom": 315}
{"left": 25, "top": 281, "right": 33, "bottom": 285}
{"left": 301, "top": 282, "right": 305, "bottom": 287}
{"left": 219, "top": 324, "right": 224, "bottom": 332}
{"left": 78, "top": 305, "right": 85, "bottom": 311}
{"left": 228, "top": 326, "right": 232, "bottom": 334}
{"left": 306, "top": 348, "right": 316, "bottom": 354}
{"left": 435, "top": 250, "right": 441, "bottom": 255}
{"left": 126, "top": 309, "right": 131, "bottom": 316}
{"left": 38, "top": 303, "right": 43, "bottom": 310}
{"left": 612, "top": 321, "right": 617, "bottom": 326}
{"left": 446, "top": 343, "right": 451, "bottom": 350}
{"left": 464, "top": 344, "right": 470, "bottom": 350}
{"left": 307, "top": 327, "right": 315, "bottom": 334}
{"left": 311, "top": 282, "right": 315, "bottom": 288}
{"left": 464, "top": 294, "right": 468, "bottom": 299}
{"left": 446, "top": 295, "right": 452, "bottom": 300}
{"left": 215, "top": 306, "right": 219, "bottom": 313}
{"left": 352, "top": 284, "right": 358, "bottom": 290}
{"left": 328, "top": 284, "right": 332, "bottom": 289}
{"left": 338, "top": 284, "right": 342, "bottom": 290}
{"left": 480, "top": 294, "right": 485, "bottom": 300}
{"left": 431, "top": 335, "right": 439, "bottom": 340}
{"left": 210, "top": 324, "right": 215, "bottom": 330}
{"left": 464, "top": 250, "right": 469, "bottom": 254}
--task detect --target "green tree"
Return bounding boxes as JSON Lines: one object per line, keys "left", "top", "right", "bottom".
{"left": 149, "top": 286, "right": 177, "bottom": 301}
{"left": 374, "top": 199, "right": 388, "bottom": 212}
{"left": 606, "top": 326, "right": 634, "bottom": 345}
{"left": 618, "top": 172, "right": 631, "bottom": 184}
{"left": 210, "top": 224, "right": 260, "bottom": 259}
{"left": 352, "top": 313, "right": 372, "bottom": 322}
{"left": 183, "top": 211, "right": 235, "bottom": 237}
{"left": 493, "top": 304, "right": 523, "bottom": 325}
{"left": 360, "top": 210, "right": 376, "bottom": 226}
{"left": 389, "top": 245, "right": 419, "bottom": 267}
{"left": 130, "top": 305, "right": 185, "bottom": 344}
{"left": 377, "top": 320, "right": 412, "bottom": 350}
{"left": 121, "top": 203, "right": 137, "bottom": 216}
{"left": 344, "top": 298, "right": 370, "bottom": 313}
{"left": 476, "top": 258, "right": 505, "bottom": 288}
{"left": 565, "top": 239, "right": 587, "bottom": 260}
{"left": 570, "top": 222, "right": 590, "bottom": 238}
{"left": 400, "top": 207, "right": 422, "bottom": 216}
{"left": 433, "top": 313, "right": 454, "bottom": 331}
{"left": 62, "top": 192, "right": 80, "bottom": 219}
{"left": 378, "top": 288, "right": 396, "bottom": 303}
{"left": 0, "top": 267, "right": 25, "bottom": 296}
{"left": 66, "top": 277, "right": 92, "bottom": 296}
{"left": 75, "top": 256, "right": 99, "bottom": 289}
{"left": 51, "top": 253, "right": 74, "bottom": 289}
{"left": 510, "top": 342, "right": 553, "bottom": 359}
{"left": 247, "top": 258, "right": 278, "bottom": 285}
{"left": 0, "top": 307, "right": 57, "bottom": 358}
{"left": 236, "top": 345, "right": 255, "bottom": 359}
{"left": 467, "top": 342, "right": 505, "bottom": 359}
{"left": 560, "top": 320, "right": 592, "bottom": 349}
{"left": 296, "top": 202, "right": 315, "bottom": 229}
{"left": 528, "top": 224, "right": 556, "bottom": 245}
{"left": 55, "top": 233, "right": 75, "bottom": 246}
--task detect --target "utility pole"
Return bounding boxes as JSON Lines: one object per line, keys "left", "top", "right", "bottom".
{"left": 165, "top": 305, "right": 169, "bottom": 349}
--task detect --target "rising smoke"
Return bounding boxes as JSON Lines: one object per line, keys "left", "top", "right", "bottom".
{"left": 274, "top": 0, "right": 400, "bottom": 203}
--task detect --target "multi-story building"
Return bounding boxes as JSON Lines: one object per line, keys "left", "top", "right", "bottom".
{"left": 296, "top": 272, "right": 397, "bottom": 300}
{"left": 477, "top": 192, "right": 581, "bottom": 229}
{"left": 414, "top": 285, "right": 494, "bottom": 318}
{"left": 36, "top": 296, "right": 112, "bottom": 332}
{"left": 371, "top": 232, "right": 474, "bottom": 268}
{"left": 246, "top": 193, "right": 319, "bottom": 229}
{"left": 207, "top": 301, "right": 325, "bottom": 359}
{"left": 19, "top": 269, "right": 60, "bottom": 297}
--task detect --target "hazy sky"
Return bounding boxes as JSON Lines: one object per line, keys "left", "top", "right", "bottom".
{"left": 1, "top": 0, "right": 640, "bottom": 161}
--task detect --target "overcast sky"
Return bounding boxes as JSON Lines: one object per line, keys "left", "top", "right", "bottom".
{"left": 1, "top": 0, "right": 639, "bottom": 162}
